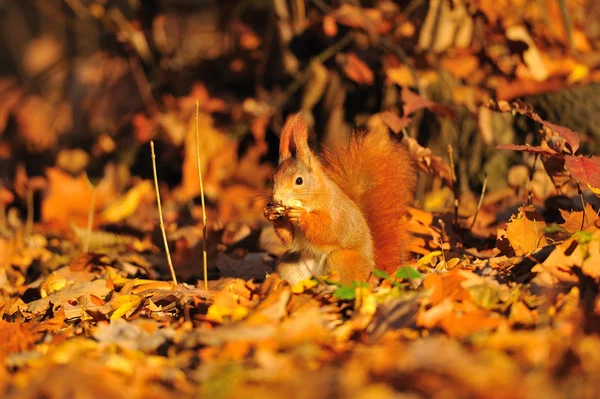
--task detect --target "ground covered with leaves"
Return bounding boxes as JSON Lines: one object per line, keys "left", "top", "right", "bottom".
{"left": 1, "top": 1, "right": 600, "bottom": 398}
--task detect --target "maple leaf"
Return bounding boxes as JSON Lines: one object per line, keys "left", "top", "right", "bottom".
{"left": 0, "top": 319, "right": 42, "bottom": 355}
{"left": 505, "top": 205, "right": 548, "bottom": 256}
{"left": 564, "top": 155, "right": 600, "bottom": 194}
{"left": 559, "top": 204, "right": 598, "bottom": 233}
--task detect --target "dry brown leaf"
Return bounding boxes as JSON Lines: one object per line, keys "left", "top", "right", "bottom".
{"left": 27, "top": 279, "right": 112, "bottom": 315}
{"left": 403, "top": 136, "right": 453, "bottom": 186}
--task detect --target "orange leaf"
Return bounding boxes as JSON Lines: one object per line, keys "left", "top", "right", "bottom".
{"left": 423, "top": 270, "right": 471, "bottom": 306}
{"left": 344, "top": 53, "right": 374, "bottom": 85}
{"left": 0, "top": 319, "right": 42, "bottom": 355}
{"left": 42, "top": 167, "right": 117, "bottom": 228}
{"left": 505, "top": 205, "right": 547, "bottom": 256}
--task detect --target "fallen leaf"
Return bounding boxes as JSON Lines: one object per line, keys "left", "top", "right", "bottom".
{"left": 27, "top": 279, "right": 112, "bottom": 315}
{"left": 101, "top": 180, "right": 154, "bottom": 223}
{"left": 344, "top": 53, "right": 374, "bottom": 85}
{"left": 0, "top": 319, "right": 42, "bottom": 355}
{"left": 505, "top": 206, "right": 548, "bottom": 255}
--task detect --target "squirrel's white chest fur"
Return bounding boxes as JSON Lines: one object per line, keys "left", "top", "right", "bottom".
{"left": 276, "top": 225, "right": 328, "bottom": 285}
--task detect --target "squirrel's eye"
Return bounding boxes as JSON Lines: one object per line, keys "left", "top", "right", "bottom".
{"left": 295, "top": 177, "right": 303, "bottom": 185}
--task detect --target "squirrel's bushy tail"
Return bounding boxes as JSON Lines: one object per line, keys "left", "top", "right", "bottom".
{"left": 323, "top": 127, "right": 417, "bottom": 273}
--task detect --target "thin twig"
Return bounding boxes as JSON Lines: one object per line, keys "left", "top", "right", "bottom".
{"left": 576, "top": 182, "right": 587, "bottom": 230}
{"left": 0, "top": 180, "right": 5, "bottom": 227}
{"left": 526, "top": 154, "right": 538, "bottom": 206}
{"left": 438, "top": 236, "right": 448, "bottom": 269}
{"left": 447, "top": 145, "right": 459, "bottom": 226}
{"left": 151, "top": 141, "right": 178, "bottom": 286}
{"left": 25, "top": 188, "right": 33, "bottom": 238}
{"left": 83, "top": 173, "right": 96, "bottom": 253}
{"left": 195, "top": 100, "right": 209, "bottom": 291}
{"left": 128, "top": 56, "right": 159, "bottom": 113}
{"left": 469, "top": 174, "right": 488, "bottom": 231}
{"left": 557, "top": 0, "right": 574, "bottom": 51}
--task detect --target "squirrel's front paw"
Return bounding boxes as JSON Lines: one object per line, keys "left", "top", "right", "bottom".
{"left": 284, "top": 206, "right": 306, "bottom": 222}
{"left": 263, "top": 203, "right": 287, "bottom": 221}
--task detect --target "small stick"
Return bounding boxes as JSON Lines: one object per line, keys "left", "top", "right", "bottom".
{"left": 25, "top": 187, "right": 34, "bottom": 238}
{"left": 83, "top": 173, "right": 96, "bottom": 253}
{"left": 534, "top": 218, "right": 539, "bottom": 249}
{"left": 576, "top": 182, "right": 587, "bottom": 230}
{"left": 526, "top": 154, "right": 538, "bottom": 206}
{"left": 151, "top": 141, "right": 178, "bottom": 286}
{"left": 438, "top": 237, "right": 448, "bottom": 269}
{"left": 195, "top": 100, "right": 209, "bottom": 291}
{"left": 469, "top": 174, "right": 488, "bottom": 231}
{"left": 0, "top": 180, "right": 6, "bottom": 227}
{"left": 447, "top": 145, "right": 459, "bottom": 226}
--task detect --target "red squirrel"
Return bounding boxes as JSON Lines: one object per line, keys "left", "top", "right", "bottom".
{"left": 264, "top": 113, "right": 417, "bottom": 285}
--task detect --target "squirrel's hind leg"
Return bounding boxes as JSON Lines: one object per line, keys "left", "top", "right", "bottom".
{"left": 326, "top": 249, "right": 373, "bottom": 285}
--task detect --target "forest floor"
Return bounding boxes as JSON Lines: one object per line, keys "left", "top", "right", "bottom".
{"left": 1, "top": 1, "right": 600, "bottom": 398}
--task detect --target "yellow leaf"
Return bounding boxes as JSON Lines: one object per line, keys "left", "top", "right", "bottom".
{"left": 40, "top": 272, "right": 67, "bottom": 298}
{"left": 105, "top": 354, "right": 135, "bottom": 376}
{"left": 110, "top": 295, "right": 144, "bottom": 320}
{"left": 101, "top": 180, "right": 153, "bottom": 223}
{"left": 506, "top": 206, "right": 547, "bottom": 256}
{"left": 145, "top": 298, "right": 162, "bottom": 312}
{"left": 386, "top": 66, "right": 415, "bottom": 87}
{"left": 417, "top": 251, "right": 442, "bottom": 268}
{"left": 567, "top": 64, "right": 589, "bottom": 84}
{"left": 355, "top": 287, "right": 376, "bottom": 316}
{"left": 291, "top": 278, "right": 318, "bottom": 294}
{"left": 205, "top": 291, "right": 248, "bottom": 323}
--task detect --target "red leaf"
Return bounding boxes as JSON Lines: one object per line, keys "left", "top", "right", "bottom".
{"left": 496, "top": 144, "right": 558, "bottom": 156}
{"left": 564, "top": 156, "right": 600, "bottom": 189}
{"left": 401, "top": 87, "right": 455, "bottom": 118}
{"left": 488, "top": 99, "right": 581, "bottom": 154}
{"left": 531, "top": 117, "right": 580, "bottom": 154}
{"left": 380, "top": 111, "right": 411, "bottom": 133}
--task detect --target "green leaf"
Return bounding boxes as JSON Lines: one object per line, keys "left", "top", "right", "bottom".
{"left": 333, "top": 285, "right": 356, "bottom": 300}
{"left": 543, "top": 224, "right": 571, "bottom": 235}
{"left": 373, "top": 269, "right": 391, "bottom": 279}
{"left": 351, "top": 281, "right": 369, "bottom": 288}
{"left": 573, "top": 230, "right": 594, "bottom": 244}
{"left": 394, "top": 266, "right": 423, "bottom": 280}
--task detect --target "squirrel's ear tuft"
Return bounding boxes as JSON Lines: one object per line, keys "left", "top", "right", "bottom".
{"left": 279, "top": 114, "right": 295, "bottom": 163}
{"left": 279, "top": 113, "right": 312, "bottom": 165}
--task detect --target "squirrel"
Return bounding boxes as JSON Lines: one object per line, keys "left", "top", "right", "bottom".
{"left": 263, "top": 113, "right": 417, "bottom": 285}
